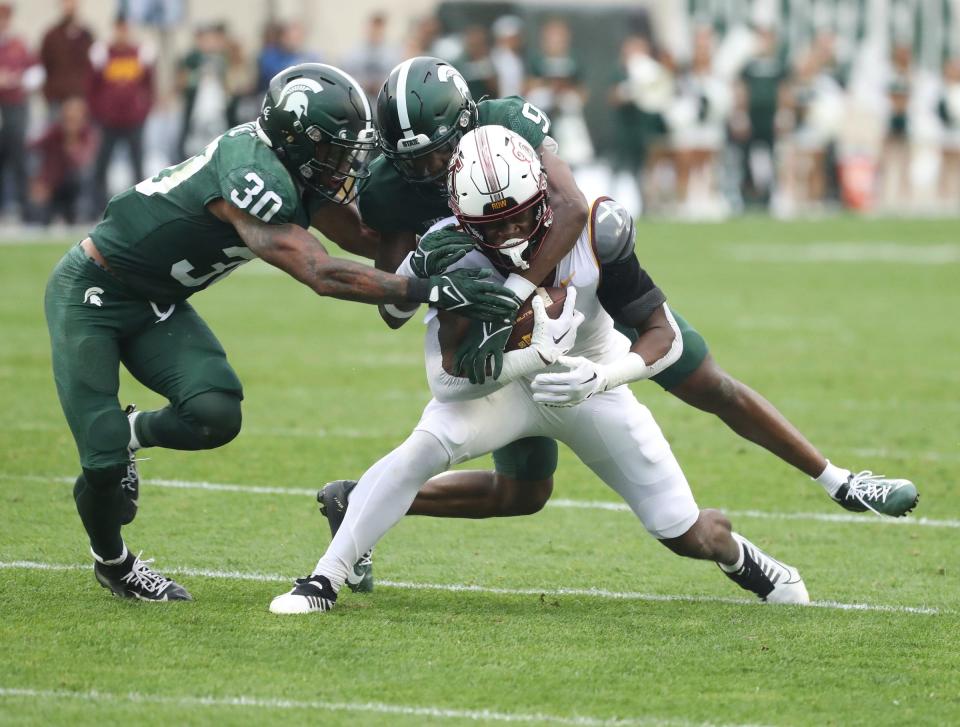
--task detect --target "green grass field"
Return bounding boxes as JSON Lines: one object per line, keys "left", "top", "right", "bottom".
{"left": 1, "top": 217, "right": 958, "bottom": 726}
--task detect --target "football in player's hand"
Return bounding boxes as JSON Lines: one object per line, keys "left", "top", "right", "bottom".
{"left": 505, "top": 286, "right": 568, "bottom": 351}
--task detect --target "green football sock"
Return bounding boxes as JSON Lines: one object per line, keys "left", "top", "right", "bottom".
{"left": 74, "top": 467, "right": 127, "bottom": 561}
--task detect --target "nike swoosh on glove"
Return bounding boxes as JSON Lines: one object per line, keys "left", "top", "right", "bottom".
{"left": 528, "top": 287, "right": 583, "bottom": 365}
{"left": 530, "top": 355, "right": 606, "bottom": 407}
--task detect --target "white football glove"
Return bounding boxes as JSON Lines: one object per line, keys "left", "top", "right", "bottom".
{"left": 495, "top": 287, "right": 584, "bottom": 385}
{"left": 528, "top": 287, "right": 583, "bottom": 365}
{"left": 531, "top": 355, "right": 606, "bottom": 407}
{"left": 532, "top": 350, "right": 652, "bottom": 407}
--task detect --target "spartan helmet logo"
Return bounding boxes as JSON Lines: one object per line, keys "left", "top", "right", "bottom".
{"left": 83, "top": 287, "right": 104, "bottom": 307}
{"left": 437, "top": 64, "right": 470, "bottom": 103}
{"left": 278, "top": 77, "right": 324, "bottom": 119}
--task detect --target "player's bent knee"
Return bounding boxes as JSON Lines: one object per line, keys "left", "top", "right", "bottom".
{"left": 81, "top": 408, "right": 133, "bottom": 470}
{"left": 500, "top": 475, "right": 553, "bottom": 516}
{"left": 179, "top": 391, "right": 243, "bottom": 449}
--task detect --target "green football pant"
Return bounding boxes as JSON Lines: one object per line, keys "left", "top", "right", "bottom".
{"left": 45, "top": 244, "right": 244, "bottom": 471}
{"left": 45, "top": 245, "right": 244, "bottom": 559}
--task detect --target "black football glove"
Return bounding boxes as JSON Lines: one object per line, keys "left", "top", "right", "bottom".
{"left": 427, "top": 269, "right": 520, "bottom": 322}
{"left": 411, "top": 226, "right": 475, "bottom": 278}
{"left": 454, "top": 316, "right": 515, "bottom": 384}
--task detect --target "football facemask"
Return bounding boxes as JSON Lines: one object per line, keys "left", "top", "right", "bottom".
{"left": 302, "top": 128, "right": 378, "bottom": 204}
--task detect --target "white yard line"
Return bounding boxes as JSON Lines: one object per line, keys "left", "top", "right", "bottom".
{"left": 0, "top": 560, "right": 943, "bottom": 616}
{"left": 3, "top": 473, "right": 956, "bottom": 529}
{"left": 0, "top": 687, "right": 765, "bottom": 727}
{"left": 8, "top": 421, "right": 960, "bottom": 460}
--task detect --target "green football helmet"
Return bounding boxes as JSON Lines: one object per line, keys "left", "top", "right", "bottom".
{"left": 258, "top": 63, "right": 377, "bottom": 204}
{"left": 377, "top": 56, "right": 477, "bottom": 184}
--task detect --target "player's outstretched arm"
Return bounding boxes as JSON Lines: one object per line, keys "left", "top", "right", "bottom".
{"left": 512, "top": 146, "right": 588, "bottom": 295}
{"left": 309, "top": 201, "right": 381, "bottom": 260}
{"left": 380, "top": 226, "right": 477, "bottom": 329}
{"left": 376, "top": 230, "right": 428, "bottom": 330}
{"left": 208, "top": 199, "right": 519, "bottom": 320}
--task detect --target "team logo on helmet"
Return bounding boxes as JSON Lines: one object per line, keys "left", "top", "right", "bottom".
{"left": 279, "top": 77, "right": 324, "bottom": 119}
{"left": 437, "top": 64, "right": 470, "bottom": 102}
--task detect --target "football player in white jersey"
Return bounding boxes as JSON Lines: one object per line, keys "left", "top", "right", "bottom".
{"left": 270, "top": 125, "right": 810, "bottom": 615}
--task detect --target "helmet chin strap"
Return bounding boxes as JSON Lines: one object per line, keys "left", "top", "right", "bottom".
{"left": 502, "top": 239, "right": 530, "bottom": 270}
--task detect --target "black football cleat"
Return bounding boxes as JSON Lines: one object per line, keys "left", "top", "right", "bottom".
{"left": 94, "top": 551, "right": 192, "bottom": 601}
{"left": 318, "top": 480, "right": 373, "bottom": 593}
{"left": 317, "top": 479, "right": 356, "bottom": 538}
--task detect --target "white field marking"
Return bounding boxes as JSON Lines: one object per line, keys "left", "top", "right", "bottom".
{"left": 725, "top": 242, "right": 960, "bottom": 264}
{"left": 549, "top": 499, "right": 959, "bottom": 529}
{"left": 0, "top": 560, "right": 943, "bottom": 616}
{"left": 847, "top": 447, "right": 960, "bottom": 464}
{"left": 0, "top": 422, "right": 396, "bottom": 439}
{"left": 3, "top": 473, "right": 957, "bottom": 529}
{"left": 0, "top": 687, "right": 761, "bottom": 727}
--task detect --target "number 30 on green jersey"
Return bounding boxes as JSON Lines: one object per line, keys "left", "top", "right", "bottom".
{"left": 135, "top": 128, "right": 283, "bottom": 223}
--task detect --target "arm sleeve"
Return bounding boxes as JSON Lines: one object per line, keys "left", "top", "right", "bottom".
{"left": 395, "top": 252, "right": 416, "bottom": 279}
{"left": 381, "top": 252, "right": 421, "bottom": 321}
{"left": 424, "top": 320, "right": 506, "bottom": 402}
{"left": 597, "top": 255, "right": 666, "bottom": 329}
{"left": 424, "top": 319, "right": 547, "bottom": 402}
{"left": 642, "top": 304, "right": 683, "bottom": 378}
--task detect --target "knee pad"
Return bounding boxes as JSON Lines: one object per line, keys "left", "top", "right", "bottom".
{"left": 502, "top": 475, "right": 554, "bottom": 516}
{"left": 179, "top": 391, "right": 242, "bottom": 449}
{"left": 81, "top": 408, "right": 131, "bottom": 470}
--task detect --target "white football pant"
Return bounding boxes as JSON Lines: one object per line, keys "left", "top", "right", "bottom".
{"left": 314, "top": 383, "right": 699, "bottom": 589}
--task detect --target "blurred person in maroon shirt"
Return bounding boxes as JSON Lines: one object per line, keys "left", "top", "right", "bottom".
{"left": 40, "top": 0, "right": 93, "bottom": 115}
{"left": 88, "top": 15, "right": 153, "bottom": 210}
{"left": 0, "top": 3, "right": 42, "bottom": 216}
{"left": 27, "top": 95, "right": 98, "bottom": 225}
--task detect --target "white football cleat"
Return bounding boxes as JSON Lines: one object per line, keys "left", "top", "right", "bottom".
{"left": 721, "top": 533, "right": 809, "bottom": 605}
{"left": 269, "top": 574, "right": 337, "bottom": 615}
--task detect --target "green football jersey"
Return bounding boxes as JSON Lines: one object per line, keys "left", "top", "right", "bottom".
{"left": 359, "top": 96, "right": 552, "bottom": 235}
{"left": 92, "top": 122, "right": 310, "bottom": 304}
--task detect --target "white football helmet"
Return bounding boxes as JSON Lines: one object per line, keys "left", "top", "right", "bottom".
{"left": 447, "top": 125, "right": 552, "bottom": 271}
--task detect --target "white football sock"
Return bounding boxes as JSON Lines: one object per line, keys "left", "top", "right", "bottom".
{"left": 312, "top": 430, "right": 450, "bottom": 590}
{"left": 815, "top": 460, "right": 851, "bottom": 497}
{"left": 128, "top": 409, "right": 142, "bottom": 452}
{"left": 91, "top": 542, "right": 128, "bottom": 566}
{"left": 718, "top": 533, "right": 745, "bottom": 573}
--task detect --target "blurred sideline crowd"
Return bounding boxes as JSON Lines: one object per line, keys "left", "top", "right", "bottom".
{"left": 3, "top": 0, "right": 960, "bottom": 229}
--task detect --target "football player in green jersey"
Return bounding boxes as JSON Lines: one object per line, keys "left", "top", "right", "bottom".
{"left": 318, "top": 57, "right": 917, "bottom": 594}
{"left": 43, "top": 63, "right": 520, "bottom": 602}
